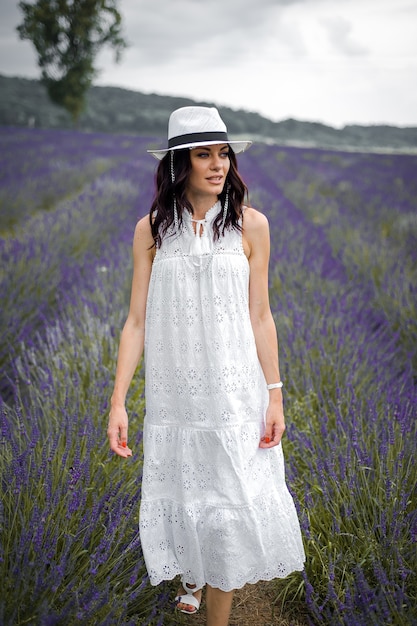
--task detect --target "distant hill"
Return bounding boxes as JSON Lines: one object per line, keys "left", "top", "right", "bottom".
{"left": 1, "top": 74, "right": 417, "bottom": 152}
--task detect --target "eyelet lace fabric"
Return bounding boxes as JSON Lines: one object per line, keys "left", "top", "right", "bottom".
{"left": 141, "top": 202, "right": 305, "bottom": 591}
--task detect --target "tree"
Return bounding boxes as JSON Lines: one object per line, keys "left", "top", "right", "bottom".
{"left": 17, "top": 0, "right": 127, "bottom": 124}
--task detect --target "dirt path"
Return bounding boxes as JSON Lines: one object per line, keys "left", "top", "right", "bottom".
{"left": 177, "top": 580, "right": 307, "bottom": 626}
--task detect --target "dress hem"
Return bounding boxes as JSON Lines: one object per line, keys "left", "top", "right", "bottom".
{"left": 148, "top": 564, "right": 306, "bottom": 593}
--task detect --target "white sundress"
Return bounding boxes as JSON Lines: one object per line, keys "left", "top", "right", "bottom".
{"left": 140, "top": 201, "right": 305, "bottom": 591}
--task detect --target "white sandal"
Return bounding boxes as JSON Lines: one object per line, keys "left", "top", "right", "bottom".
{"left": 175, "top": 580, "right": 202, "bottom": 614}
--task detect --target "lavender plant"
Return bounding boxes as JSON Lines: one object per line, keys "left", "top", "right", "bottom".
{"left": 0, "top": 127, "right": 121, "bottom": 232}
{"left": 1, "top": 128, "right": 416, "bottom": 625}
{"left": 0, "top": 129, "right": 154, "bottom": 398}
{"left": 239, "top": 147, "right": 417, "bottom": 624}
{"left": 0, "top": 232, "right": 178, "bottom": 625}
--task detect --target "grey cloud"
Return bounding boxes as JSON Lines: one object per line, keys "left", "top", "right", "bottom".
{"left": 1, "top": 0, "right": 304, "bottom": 72}
{"left": 0, "top": 2, "right": 21, "bottom": 38}
{"left": 122, "top": 0, "right": 286, "bottom": 65}
{"left": 0, "top": 2, "right": 41, "bottom": 78}
{"left": 321, "top": 16, "right": 369, "bottom": 56}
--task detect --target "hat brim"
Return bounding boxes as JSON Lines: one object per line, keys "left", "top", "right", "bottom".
{"left": 147, "top": 139, "right": 252, "bottom": 160}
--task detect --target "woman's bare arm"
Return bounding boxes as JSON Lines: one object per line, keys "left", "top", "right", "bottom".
{"left": 243, "top": 207, "right": 285, "bottom": 448}
{"left": 107, "top": 216, "right": 154, "bottom": 457}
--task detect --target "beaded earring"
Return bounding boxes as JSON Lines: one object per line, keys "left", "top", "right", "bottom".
{"left": 220, "top": 183, "right": 230, "bottom": 234}
{"left": 170, "top": 149, "right": 180, "bottom": 232}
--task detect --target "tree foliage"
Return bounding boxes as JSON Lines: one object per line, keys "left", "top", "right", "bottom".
{"left": 17, "top": 0, "right": 127, "bottom": 123}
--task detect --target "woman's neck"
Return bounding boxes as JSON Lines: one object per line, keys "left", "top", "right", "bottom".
{"left": 186, "top": 193, "right": 219, "bottom": 220}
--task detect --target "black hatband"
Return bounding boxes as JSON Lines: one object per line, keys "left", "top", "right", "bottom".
{"left": 168, "top": 131, "right": 228, "bottom": 148}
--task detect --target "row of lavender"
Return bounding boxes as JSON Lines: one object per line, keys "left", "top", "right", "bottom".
{"left": 0, "top": 128, "right": 174, "bottom": 625}
{"left": 1, "top": 127, "right": 416, "bottom": 625}
{"left": 239, "top": 146, "right": 417, "bottom": 624}
{"left": 0, "top": 128, "right": 154, "bottom": 398}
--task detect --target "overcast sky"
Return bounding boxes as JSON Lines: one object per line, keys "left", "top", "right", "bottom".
{"left": 1, "top": 0, "right": 416, "bottom": 128}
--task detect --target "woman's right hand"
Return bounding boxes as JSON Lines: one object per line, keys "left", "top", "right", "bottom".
{"left": 107, "top": 405, "right": 133, "bottom": 457}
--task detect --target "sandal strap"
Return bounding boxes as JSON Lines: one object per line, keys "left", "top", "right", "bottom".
{"left": 175, "top": 593, "right": 200, "bottom": 612}
{"left": 181, "top": 580, "right": 203, "bottom": 594}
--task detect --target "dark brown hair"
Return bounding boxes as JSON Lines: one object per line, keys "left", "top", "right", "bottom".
{"left": 149, "top": 147, "right": 248, "bottom": 248}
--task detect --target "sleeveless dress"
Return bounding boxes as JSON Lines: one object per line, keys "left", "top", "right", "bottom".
{"left": 140, "top": 201, "right": 305, "bottom": 591}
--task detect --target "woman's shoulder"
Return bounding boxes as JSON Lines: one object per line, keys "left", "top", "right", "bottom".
{"left": 133, "top": 214, "right": 155, "bottom": 253}
{"left": 242, "top": 205, "right": 269, "bottom": 232}
{"left": 134, "top": 214, "right": 153, "bottom": 237}
{"left": 241, "top": 206, "right": 270, "bottom": 258}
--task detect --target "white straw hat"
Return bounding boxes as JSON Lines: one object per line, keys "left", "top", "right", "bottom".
{"left": 147, "top": 106, "right": 252, "bottom": 160}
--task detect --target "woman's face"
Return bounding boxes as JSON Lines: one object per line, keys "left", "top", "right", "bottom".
{"left": 186, "top": 144, "right": 230, "bottom": 200}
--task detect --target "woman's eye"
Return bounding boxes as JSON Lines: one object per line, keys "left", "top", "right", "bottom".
{"left": 195, "top": 151, "right": 229, "bottom": 158}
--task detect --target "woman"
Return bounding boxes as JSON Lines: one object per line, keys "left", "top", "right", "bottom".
{"left": 108, "top": 106, "right": 305, "bottom": 626}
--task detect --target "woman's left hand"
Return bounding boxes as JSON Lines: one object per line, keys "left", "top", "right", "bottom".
{"left": 259, "top": 402, "right": 285, "bottom": 448}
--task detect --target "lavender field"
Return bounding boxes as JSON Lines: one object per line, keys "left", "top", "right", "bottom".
{"left": 1, "top": 126, "right": 416, "bottom": 626}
